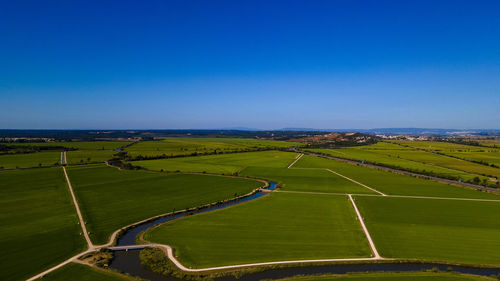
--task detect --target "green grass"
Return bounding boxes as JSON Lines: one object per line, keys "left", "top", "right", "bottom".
{"left": 8, "top": 141, "right": 131, "bottom": 150}
{"left": 356, "top": 196, "right": 500, "bottom": 265}
{"left": 145, "top": 192, "right": 371, "bottom": 268}
{"left": 131, "top": 150, "right": 299, "bottom": 174}
{"left": 0, "top": 151, "right": 61, "bottom": 169}
{"left": 295, "top": 155, "right": 500, "bottom": 199}
{"left": 0, "top": 168, "right": 85, "bottom": 281}
{"left": 241, "top": 166, "right": 377, "bottom": 194}
{"left": 125, "top": 137, "right": 301, "bottom": 157}
{"left": 279, "top": 272, "right": 495, "bottom": 280}
{"left": 66, "top": 164, "right": 263, "bottom": 244}
{"left": 67, "top": 150, "right": 117, "bottom": 164}
{"left": 42, "top": 263, "right": 132, "bottom": 281}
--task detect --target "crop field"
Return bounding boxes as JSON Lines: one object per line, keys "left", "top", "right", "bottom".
{"left": 8, "top": 141, "right": 131, "bottom": 150}
{"left": 66, "top": 164, "right": 263, "bottom": 244}
{"left": 0, "top": 151, "right": 61, "bottom": 169}
{"left": 355, "top": 196, "right": 500, "bottom": 265}
{"left": 124, "top": 137, "right": 301, "bottom": 158}
{"left": 144, "top": 192, "right": 371, "bottom": 268}
{"left": 42, "top": 263, "right": 130, "bottom": 281}
{"left": 0, "top": 168, "right": 85, "bottom": 281}
{"left": 131, "top": 150, "right": 298, "bottom": 174}
{"left": 280, "top": 272, "right": 495, "bottom": 281}
{"left": 294, "top": 155, "right": 500, "bottom": 199}
{"left": 307, "top": 145, "right": 498, "bottom": 184}
{"left": 241, "top": 166, "right": 377, "bottom": 194}
{"left": 66, "top": 150, "right": 117, "bottom": 164}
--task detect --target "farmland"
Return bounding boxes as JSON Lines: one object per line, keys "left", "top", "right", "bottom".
{"left": 131, "top": 150, "right": 298, "bottom": 174}
{"left": 124, "top": 137, "right": 302, "bottom": 158}
{"left": 355, "top": 196, "right": 500, "bottom": 265}
{"left": 144, "top": 192, "right": 371, "bottom": 268}
{"left": 278, "top": 272, "right": 495, "bottom": 280}
{"left": 0, "top": 151, "right": 61, "bottom": 169}
{"left": 66, "top": 164, "right": 263, "bottom": 244}
{"left": 0, "top": 168, "right": 85, "bottom": 281}
{"left": 42, "top": 263, "right": 131, "bottom": 281}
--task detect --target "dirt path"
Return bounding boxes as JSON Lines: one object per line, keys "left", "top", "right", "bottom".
{"left": 348, "top": 194, "right": 381, "bottom": 258}
{"left": 62, "top": 166, "right": 94, "bottom": 249}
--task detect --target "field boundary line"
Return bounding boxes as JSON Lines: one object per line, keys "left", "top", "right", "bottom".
{"left": 62, "top": 166, "right": 94, "bottom": 249}
{"left": 25, "top": 249, "right": 94, "bottom": 281}
{"left": 286, "top": 153, "right": 386, "bottom": 196}
{"left": 277, "top": 190, "right": 500, "bottom": 202}
{"left": 287, "top": 153, "right": 304, "bottom": 168}
{"left": 348, "top": 194, "right": 381, "bottom": 259}
{"left": 109, "top": 244, "right": 383, "bottom": 272}
{"left": 325, "top": 168, "right": 386, "bottom": 196}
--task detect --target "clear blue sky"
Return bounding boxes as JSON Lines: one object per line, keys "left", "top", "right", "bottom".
{"left": 1, "top": 0, "right": 499, "bottom": 129}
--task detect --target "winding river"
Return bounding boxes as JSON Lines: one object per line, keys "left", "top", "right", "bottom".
{"left": 109, "top": 181, "right": 500, "bottom": 280}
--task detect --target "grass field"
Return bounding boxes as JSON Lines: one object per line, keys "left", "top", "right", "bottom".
{"left": 279, "top": 272, "right": 495, "bottom": 280}
{"left": 307, "top": 146, "right": 496, "bottom": 184}
{"left": 131, "top": 150, "right": 299, "bottom": 174}
{"left": 145, "top": 192, "right": 371, "bottom": 268}
{"left": 125, "top": 137, "right": 301, "bottom": 157}
{"left": 356, "top": 196, "right": 500, "bottom": 265}
{"left": 295, "top": 155, "right": 500, "bottom": 199}
{"left": 67, "top": 150, "right": 117, "bottom": 164}
{"left": 0, "top": 168, "right": 85, "bottom": 281}
{"left": 42, "top": 263, "right": 132, "bottom": 281}
{"left": 241, "top": 166, "right": 377, "bottom": 194}
{"left": 66, "top": 164, "right": 263, "bottom": 244}
{"left": 0, "top": 151, "right": 61, "bottom": 169}
{"left": 8, "top": 141, "right": 131, "bottom": 150}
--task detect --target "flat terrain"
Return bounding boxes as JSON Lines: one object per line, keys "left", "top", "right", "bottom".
{"left": 145, "top": 192, "right": 372, "bottom": 268}
{"left": 66, "top": 164, "right": 263, "bottom": 244}
{"left": 66, "top": 150, "right": 117, "bottom": 165}
{"left": 295, "top": 155, "right": 500, "bottom": 199}
{"left": 241, "top": 166, "right": 377, "bottom": 194}
{"left": 280, "top": 272, "right": 495, "bottom": 280}
{"left": 131, "top": 150, "right": 298, "bottom": 174}
{"left": 0, "top": 151, "right": 61, "bottom": 169}
{"left": 8, "top": 141, "right": 131, "bottom": 150}
{"left": 42, "top": 263, "right": 131, "bottom": 281}
{"left": 0, "top": 168, "right": 85, "bottom": 281}
{"left": 356, "top": 196, "right": 500, "bottom": 265}
{"left": 125, "top": 137, "right": 301, "bottom": 157}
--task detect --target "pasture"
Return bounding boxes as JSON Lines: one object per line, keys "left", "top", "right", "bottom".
{"left": 66, "top": 150, "right": 117, "bottom": 164}
{"left": 8, "top": 141, "right": 131, "bottom": 150}
{"left": 66, "top": 164, "right": 263, "bottom": 244}
{"left": 144, "top": 192, "right": 371, "bottom": 268}
{"left": 355, "top": 196, "right": 500, "bottom": 265}
{"left": 0, "top": 168, "right": 85, "bottom": 281}
{"left": 124, "top": 137, "right": 301, "bottom": 158}
{"left": 294, "top": 155, "right": 500, "bottom": 199}
{"left": 131, "top": 150, "right": 298, "bottom": 174}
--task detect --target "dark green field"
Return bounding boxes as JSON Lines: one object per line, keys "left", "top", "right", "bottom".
{"left": 66, "top": 164, "right": 263, "bottom": 244}
{"left": 0, "top": 168, "right": 85, "bottom": 281}
{"left": 145, "top": 192, "right": 371, "bottom": 268}
{"left": 279, "top": 272, "right": 495, "bottom": 280}
{"left": 0, "top": 151, "right": 61, "bottom": 169}
{"left": 356, "top": 196, "right": 500, "bottom": 265}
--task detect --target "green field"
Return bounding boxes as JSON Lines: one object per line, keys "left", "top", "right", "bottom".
{"left": 131, "top": 150, "right": 299, "bottom": 174}
{"left": 279, "top": 272, "right": 495, "bottom": 280}
{"left": 0, "top": 151, "right": 61, "bottom": 169}
{"left": 307, "top": 145, "right": 497, "bottom": 184}
{"left": 42, "top": 263, "right": 132, "bottom": 281}
{"left": 67, "top": 150, "right": 117, "bottom": 164}
{"left": 66, "top": 164, "right": 263, "bottom": 244}
{"left": 0, "top": 168, "right": 85, "bottom": 281}
{"left": 356, "top": 196, "right": 500, "bottom": 265}
{"left": 295, "top": 155, "right": 500, "bottom": 199}
{"left": 125, "top": 137, "right": 301, "bottom": 158}
{"left": 241, "top": 166, "right": 377, "bottom": 194}
{"left": 8, "top": 141, "right": 131, "bottom": 150}
{"left": 145, "top": 192, "right": 371, "bottom": 268}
